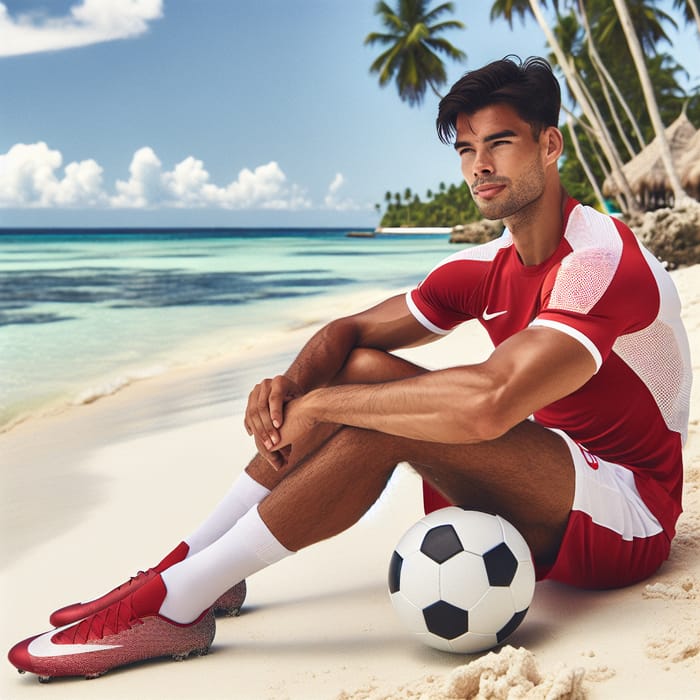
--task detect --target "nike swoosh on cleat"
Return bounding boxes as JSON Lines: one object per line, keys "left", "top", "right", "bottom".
{"left": 27, "top": 624, "right": 122, "bottom": 658}
{"left": 482, "top": 308, "right": 508, "bottom": 321}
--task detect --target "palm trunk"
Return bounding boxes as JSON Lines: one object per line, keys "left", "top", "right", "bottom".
{"left": 577, "top": 0, "right": 646, "bottom": 150}
{"left": 566, "top": 114, "right": 607, "bottom": 210}
{"left": 585, "top": 57, "right": 637, "bottom": 159}
{"left": 687, "top": 0, "right": 700, "bottom": 33}
{"left": 527, "top": 0, "right": 641, "bottom": 213}
{"left": 612, "top": 0, "right": 688, "bottom": 205}
{"left": 589, "top": 50, "right": 646, "bottom": 150}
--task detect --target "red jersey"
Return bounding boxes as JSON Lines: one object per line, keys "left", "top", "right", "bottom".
{"left": 407, "top": 198, "right": 691, "bottom": 538}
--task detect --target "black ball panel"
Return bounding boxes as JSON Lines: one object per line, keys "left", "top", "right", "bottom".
{"left": 423, "top": 600, "right": 469, "bottom": 640}
{"left": 483, "top": 542, "right": 518, "bottom": 586}
{"left": 420, "top": 524, "right": 464, "bottom": 564}
{"left": 388, "top": 551, "right": 403, "bottom": 594}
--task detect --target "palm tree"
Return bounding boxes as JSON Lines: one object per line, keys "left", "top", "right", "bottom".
{"left": 673, "top": 0, "right": 700, "bottom": 32}
{"left": 596, "top": 0, "right": 677, "bottom": 51}
{"left": 611, "top": 0, "right": 688, "bottom": 204}
{"left": 365, "top": 0, "right": 466, "bottom": 107}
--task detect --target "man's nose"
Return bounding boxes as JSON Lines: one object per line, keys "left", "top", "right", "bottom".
{"left": 472, "top": 150, "right": 494, "bottom": 178}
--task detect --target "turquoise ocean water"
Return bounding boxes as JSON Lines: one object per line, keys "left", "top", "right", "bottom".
{"left": 0, "top": 228, "right": 461, "bottom": 430}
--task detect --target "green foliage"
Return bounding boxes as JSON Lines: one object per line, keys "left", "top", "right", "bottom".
{"left": 377, "top": 181, "right": 479, "bottom": 226}
{"left": 544, "top": 0, "right": 699, "bottom": 209}
{"left": 365, "top": 0, "right": 466, "bottom": 106}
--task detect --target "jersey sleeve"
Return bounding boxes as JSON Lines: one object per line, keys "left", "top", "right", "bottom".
{"left": 531, "top": 244, "right": 659, "bottom": 371}
{"left": 406, "top": 256, "right": 489, "bottom": 334}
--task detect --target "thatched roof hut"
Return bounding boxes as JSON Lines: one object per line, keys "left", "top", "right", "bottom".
{"left": 602, "top": 111, "right": 697, "bottom": 210}
{"left": 679, "top": 129, "right": 700, "bottom": 201}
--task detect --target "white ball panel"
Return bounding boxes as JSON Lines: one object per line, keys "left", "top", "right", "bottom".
{"left": 449, "top": 631, "right": 499, "bottom": 654}
{"left": 452, "top": 511, "right": 505, "bottom": 554}
{"left": 394, "top": 520, "right": 429, "bottom": 558}
{"left": 439, "top": 551, "right": 490, "bottom": 609}
{"left": 467, "top": 587, "right": 516, "bottom": 634}
{"left": 419, "top": 631, "right": 454, "bottom": 652}
{"left": 399, "top": 552, "right": 441, "bottom": 608}
{"left": 508, "top": 561, "right": 536, "bottom": 611}
{"left": 389, "top": 592, "right": 427, "bottom": 634}
{"left": 419, "top": 506, "right": 466, "bottom": 529}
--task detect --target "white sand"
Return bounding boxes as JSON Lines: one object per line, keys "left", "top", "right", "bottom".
{"left": 1, "top": 267, "right": 698, "bottom": 699}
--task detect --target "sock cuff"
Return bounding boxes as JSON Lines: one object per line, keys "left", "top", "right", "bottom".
{"left": 237, "top": 470, "right": 272, "bottom": 503}
{"left": 237, "top": 506, "right": 294, "bottom": 565}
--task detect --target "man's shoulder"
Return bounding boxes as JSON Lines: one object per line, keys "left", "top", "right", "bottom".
{"left": 442, "top": 228, "right": 512, "bottom": 264}
{"left": 563, "top": 201, "right": 634, "bottom": 253}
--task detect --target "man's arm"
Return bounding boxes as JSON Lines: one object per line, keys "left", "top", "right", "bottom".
{"left": 279, "top": 324, "right": 597, "bottom": 447}
{"left": 245, "top": 293, "right": 440, "bottom": 461}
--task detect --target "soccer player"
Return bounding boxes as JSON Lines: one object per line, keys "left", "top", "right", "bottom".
{"left": 9, "top": 56, "right": 691, "bottom": 680}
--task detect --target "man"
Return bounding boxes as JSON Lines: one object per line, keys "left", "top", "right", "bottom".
{"left": 9, "top": 56, "right": 691, "bottom": 680}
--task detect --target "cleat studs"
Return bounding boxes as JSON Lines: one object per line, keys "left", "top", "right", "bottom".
{"left": 17, "top": 669, "right": 26, "bottom": 675}
{"left": 85, "top": 672, "right": 105, "bottom": 680}
{"left": 172, "top": 646, "right": 210, "bottom": 662}
{"left": 37, "top": 676, "right": 52, "bottom": 683}
{"left": 217, "top": 606, "right": 240, "bottom": 617}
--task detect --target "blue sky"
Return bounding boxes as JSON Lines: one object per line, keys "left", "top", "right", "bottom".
{"left": 0, "top": 0, "right": 697, "bottom": 228}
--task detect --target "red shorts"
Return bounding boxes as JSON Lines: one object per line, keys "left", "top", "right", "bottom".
{"left": 422, "top": 429, "right": 671, "bottom": 590}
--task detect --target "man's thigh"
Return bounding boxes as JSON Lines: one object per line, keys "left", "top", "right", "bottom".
{"left": 393, "top": 420, "right": 576, "bottom": 567}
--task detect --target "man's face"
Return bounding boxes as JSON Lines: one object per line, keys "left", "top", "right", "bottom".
{"left": 454, "top": 103, "right": 549, "bottom": 221}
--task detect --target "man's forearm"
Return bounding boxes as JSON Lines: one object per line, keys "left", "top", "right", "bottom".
{"left": 295, "top": 325, "right": 597, "bottom": 447}
{"left": 299, "top": 367, "right": 501, "bottom": 445}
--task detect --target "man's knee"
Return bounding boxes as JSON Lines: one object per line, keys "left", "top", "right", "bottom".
{"left": 337, "top": 348, "right": 425, "bottom": 385}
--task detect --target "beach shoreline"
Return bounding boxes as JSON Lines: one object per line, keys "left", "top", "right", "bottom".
{"left": 1, "top": 266, "right": 698, "bottom": 699}
{"left": 0, "top": 283, "right": 415, "bottom": 435}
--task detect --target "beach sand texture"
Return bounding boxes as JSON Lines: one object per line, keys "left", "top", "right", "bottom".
{"left": 1, "top": 265, "right": 698, "bottom": 699}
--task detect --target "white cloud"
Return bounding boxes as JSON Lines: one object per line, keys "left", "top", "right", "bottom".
{"left": 113, "top": 149, "right": 310, "bottom": 210}
{"left": 324, "top": 172, "right": 363, "bottom": 211}
{"left": 328, "top": 173, "right": 345, "bottom": 195}
{"left": 112, "top": 146, "right": 166, "bottom": 208}
{"left": 0, "top": 142, "right": 106, "bottom": 207}
{"left": 0, "top": 0, "right": 163, "bottom": 57}
{"left": 0, "top": 142, "right": 311, "bottom": 211}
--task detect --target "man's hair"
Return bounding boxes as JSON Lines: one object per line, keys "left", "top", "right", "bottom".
{"left": 436, "top": 56, "right": 561, "bottom": 144}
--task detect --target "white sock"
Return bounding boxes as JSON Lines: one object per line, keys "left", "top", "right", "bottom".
{"left": 184, "top": 470, "right": 271, "bottom": 556}
{"left": 160, "top": 506, "right": 293, "bottom": 623}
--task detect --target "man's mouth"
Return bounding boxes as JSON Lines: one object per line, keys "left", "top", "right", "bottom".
{"left": 473, "top": 183, "right": 506, "bottom": 200}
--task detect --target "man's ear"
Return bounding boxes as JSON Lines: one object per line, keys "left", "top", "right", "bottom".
{"left": 542, "top": 126, "right": 564, "bottom": 165}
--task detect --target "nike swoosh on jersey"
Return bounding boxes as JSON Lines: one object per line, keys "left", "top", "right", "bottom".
{"left": 482, "top": 308, "right": 508, "bottom": 321}
{"left": 27, "top": 624, "right": 122, "bottom": 658}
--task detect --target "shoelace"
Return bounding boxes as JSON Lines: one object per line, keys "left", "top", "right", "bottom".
{"left": 112, "top": 569, "right": 152, "bottom": 593}
{"left": 54, "top": 595, "right": 142, "bottom": 644}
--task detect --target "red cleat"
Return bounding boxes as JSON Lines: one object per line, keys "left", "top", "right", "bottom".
{"left": 50, "top": 542, "right": 246, "bottom": 627}
{"left": 9, "top": 575, "right": 215, "bottom": 681}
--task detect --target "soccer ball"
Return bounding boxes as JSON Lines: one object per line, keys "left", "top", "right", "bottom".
{"left": 388, "top": 507, "right": 536, "bottom": 653}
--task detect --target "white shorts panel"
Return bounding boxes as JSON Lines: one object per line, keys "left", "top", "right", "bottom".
{"left": 549, "top": 428, "right": 663, "bottom": 541}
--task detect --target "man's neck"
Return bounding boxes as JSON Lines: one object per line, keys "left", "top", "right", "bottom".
{"left": 505, "top": 185, "right": 568, "bottom": 266}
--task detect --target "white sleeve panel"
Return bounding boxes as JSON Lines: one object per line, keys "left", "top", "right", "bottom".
{"left": 529, "top": 318, "right": 603, "bottom": 372}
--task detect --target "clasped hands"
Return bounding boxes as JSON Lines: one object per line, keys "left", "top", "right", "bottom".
{"left": 244, "top": 374, "right": 317, "bottom": 470}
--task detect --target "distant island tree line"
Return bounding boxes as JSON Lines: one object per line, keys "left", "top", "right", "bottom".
{"left": 374, "top": 157, "right": 596, "bottom": 229}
